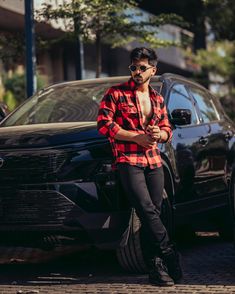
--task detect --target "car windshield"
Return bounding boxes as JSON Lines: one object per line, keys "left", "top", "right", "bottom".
{"left": 1, "top": 82, "right": 110, "bottom": 127}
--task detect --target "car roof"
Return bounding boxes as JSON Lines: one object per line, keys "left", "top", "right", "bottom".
{"left": 160, "top": 73, "right": 208, "bottom": 91}
{"left": 39, "top": 73, "right": 207, "bottom": 94}
{"left": 44, "top": 76, "right": 160, "bottom": 89}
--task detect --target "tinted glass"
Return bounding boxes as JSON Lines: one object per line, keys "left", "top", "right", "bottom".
{"left": 167, "top": 84, "right": 198, "bottom": 125}
{"left": 151, "top": 81, "right": 163, "bottom": 94}
{"left": 189, "top": 87, "right": 219, "bottom": 123}
{"left": 1, "top": 83, "right": 110, "bottom": 127}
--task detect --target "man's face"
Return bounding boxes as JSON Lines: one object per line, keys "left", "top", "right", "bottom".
{"left": 129, "top": 58, "right": 157, "bottom": 85}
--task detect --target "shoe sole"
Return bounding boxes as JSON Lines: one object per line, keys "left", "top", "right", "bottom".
{"left": 149, "top": 280, "right": 174, "bottom": 287}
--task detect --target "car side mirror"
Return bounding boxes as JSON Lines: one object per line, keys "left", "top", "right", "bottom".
{"left": 170, "top": 109, "right": 191, "bottom": 125}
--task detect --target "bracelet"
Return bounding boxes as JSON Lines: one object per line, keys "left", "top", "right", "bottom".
{"left": 165, "top": 132, "right": 170, "bottom": 142}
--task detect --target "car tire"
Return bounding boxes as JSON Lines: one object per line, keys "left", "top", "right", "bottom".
{"left": 230, "top": 175, "right": 235, "bottom": 243}
{"left": 212, "top": 174, "right": 234, "bottom": 241}
{"left": 116, "top": 189, "right": 173, "bottom": 273}
{"left": 175, "top": 224, "right": 196, "bottom": 242}
{"left": 216, "top": 209, "right": 233, "bottom": 241}
{"left": 218, "top": 175, "right": 235, "bottom": 241}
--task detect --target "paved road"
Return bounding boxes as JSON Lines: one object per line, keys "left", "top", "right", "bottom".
{"left": 0, "top": 232, "right": 234, "bottom": 293}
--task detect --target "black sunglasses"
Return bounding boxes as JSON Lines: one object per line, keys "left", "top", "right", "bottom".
{"left": 128, "top": 64, "right": 154, "bottom": 72}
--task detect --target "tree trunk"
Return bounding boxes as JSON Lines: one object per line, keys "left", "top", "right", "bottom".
{"left": 95, "top": 34, "right": 102, "bottom": 78}
{"left": 193, "top": 15, "right": 207, "bottom": 52}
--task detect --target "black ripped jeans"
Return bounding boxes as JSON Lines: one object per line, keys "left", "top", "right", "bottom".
{"left": 117, "top": 163, "right": 170, "bottom": 259}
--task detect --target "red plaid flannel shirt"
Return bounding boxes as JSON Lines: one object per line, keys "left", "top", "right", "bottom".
{"left": 97, "top": 78, "right": 172, "bottom": 169}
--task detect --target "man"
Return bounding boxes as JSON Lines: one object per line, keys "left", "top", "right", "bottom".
{"left": 97, "top": 47, "right": 182, "bottom": 286}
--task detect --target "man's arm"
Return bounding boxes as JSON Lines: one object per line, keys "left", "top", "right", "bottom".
{"left": 114, "top": 129, "right": 156, "bottom": 149}
{"left": 97, "top": 88, "right": 121, "bottom": 138}
{"left": 156, "top": 96, "right": 172, "bottom": 143}
{"left": 146, "top": 125, "right": 169, "bottom": 142}
{"left": 145, "top": 95, "right": 172, "bottom": 143}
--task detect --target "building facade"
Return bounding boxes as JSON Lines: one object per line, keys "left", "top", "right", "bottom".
{"left": 0, "top": 0, "right": 197, "bottom": 92}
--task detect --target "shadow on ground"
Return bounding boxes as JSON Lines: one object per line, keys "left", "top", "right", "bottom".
{"left": 0, "top": 233, "right": 234, "bottom": 287}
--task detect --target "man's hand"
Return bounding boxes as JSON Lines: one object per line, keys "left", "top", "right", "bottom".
{"left": 146, "top": 125, "right": 161, "bottom": 141}
{"left": 134, "top": 134, "right": 156, "bottom": 149}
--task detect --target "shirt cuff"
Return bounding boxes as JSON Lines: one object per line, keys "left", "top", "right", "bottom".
{"left": 109, "top": 123, "right": 121, "bottom": 138}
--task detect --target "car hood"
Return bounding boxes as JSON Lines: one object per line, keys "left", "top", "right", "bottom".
{"left": 0, "top": 122, "right": 104, "bottom": 149}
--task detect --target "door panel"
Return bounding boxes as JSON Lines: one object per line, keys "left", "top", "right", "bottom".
{"left": 167, "top": 83, "right": 211, "bottom": 203}
{"left": 171, "top": 124, "right": 210, "bottom": 202}
{"left": 188, "top": 86, "right": 228, "bottom": 196}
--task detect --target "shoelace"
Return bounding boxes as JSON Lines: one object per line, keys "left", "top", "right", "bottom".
{"left": 155, "top": 258, "right": 168, "bottom": 272}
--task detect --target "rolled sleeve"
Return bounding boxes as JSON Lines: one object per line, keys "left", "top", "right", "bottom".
{"left": 158, "top": 100, "right": 172, "bottom": 142}
{"left": 97, "top": 88, "right": 121, "bottom": 138}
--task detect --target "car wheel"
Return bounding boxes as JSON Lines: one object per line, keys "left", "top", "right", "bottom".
{"left": 175, "top": 224, "right": 196, "bottom": 242}
{"left": 211, "top": 174, "right": 234, "bottom": 241}
{"left": 218, "top": 175, "right": 235, "bottom": 241}
{"left": 116, "top": 189, "right": 173, "bottom": 273}
{"left": 231, "top": 176, "right": 235, "bottom": 243}
{"left": 216, "top": 209, "right": 233, "bottom": 241}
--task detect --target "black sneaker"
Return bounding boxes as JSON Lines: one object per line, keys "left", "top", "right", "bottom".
{"left": 162, "top": 246, "right": 183, "bottom": 283}
{"left": 148, "top": 257, "right": 174, "bottom": 286}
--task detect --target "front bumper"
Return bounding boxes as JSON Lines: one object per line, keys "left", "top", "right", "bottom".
{"left": 0, "top": 188, "right": 129, "bottom": 250}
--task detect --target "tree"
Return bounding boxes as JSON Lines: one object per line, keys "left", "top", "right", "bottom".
{"left": 0, "top": 32, "right": 25, "bottom": 72}
{"left": 139, "top": 0, "right": 235, "bottom": 52}
{"left": 193, "top": 42, "right": 235, "bottom": 86}
{"left": 139, "top": 0, "right": 207, "bottom": 51}
{"left": 185, "top": 0, "right": 235, "bottom": 120}
{"left": 36, "top": 0, "right": 184, "bottom": 78}
{"left": 189, "top": 41, "right": 235, "bottom": 120}
{"left": 2, "top": 72, "right": 46, "bottom": 111}
{"left": 203, "top": 0, "right": 235, "bottom": 41}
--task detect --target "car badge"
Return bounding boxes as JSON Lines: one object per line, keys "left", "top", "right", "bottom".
{"left": 0, "top": 158, "right": 4, "bottom": 168}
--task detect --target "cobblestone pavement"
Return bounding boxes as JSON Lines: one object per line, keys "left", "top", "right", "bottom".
{"left": 0, "top": 233, "right": 234, "bottom": 293}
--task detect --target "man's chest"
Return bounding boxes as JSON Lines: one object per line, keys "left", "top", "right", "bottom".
{"left": 137, "top": 92, "right": 153, "bottom": 118}
{"left": 115, "top": 90, "right": 160, "bottom": 128}
{"left": 117, "top": 92, "right": 157, "bottom": 112}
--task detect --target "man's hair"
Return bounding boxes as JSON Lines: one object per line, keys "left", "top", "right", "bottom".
{"left": 130, "top": 47, "right": 158, "bottom": 66}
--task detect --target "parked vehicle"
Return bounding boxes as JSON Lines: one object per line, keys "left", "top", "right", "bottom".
{"left": 0, "top": 74, "right": 234, "bottom": 272}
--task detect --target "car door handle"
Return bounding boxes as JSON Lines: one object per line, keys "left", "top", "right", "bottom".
{"left": 199, "top": 137, "right": 208, "bottom": 146}
{"left": 224, "top": 131, "right": 233, "bottom": 141}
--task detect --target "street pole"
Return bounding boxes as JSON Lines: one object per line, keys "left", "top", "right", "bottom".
{"left": 75, "top": 35, "right": 84, "bottom": 80}
{"left": 73, "top": 15, "right": 84, "bottom": 80}
{"left": 25, "top": 0, "right": 37, "bottom": 98}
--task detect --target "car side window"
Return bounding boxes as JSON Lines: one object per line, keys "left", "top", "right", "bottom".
{"left": 151, "top": 82, "right": 163, "bottom": 94}
{"left": 167, "top": 84, "right": 198, "bottom": 125}
{"left": 188, "top": 86, "right": 219, "bottom": 123}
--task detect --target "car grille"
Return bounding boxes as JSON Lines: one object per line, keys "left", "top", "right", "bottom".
{"left": 0, "top": 149, "right": 67, "bottom": 183}
{"left": 0, "top": 189, "right": 77, "bottom": 225}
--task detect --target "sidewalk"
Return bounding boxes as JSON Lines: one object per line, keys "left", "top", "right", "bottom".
{"left": 0, "top": 233, "right": 234, "bottom": 293}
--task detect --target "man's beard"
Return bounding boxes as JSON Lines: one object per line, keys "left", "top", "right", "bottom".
{"left": 133, "top": 75, "right": 151, "bottom": 85}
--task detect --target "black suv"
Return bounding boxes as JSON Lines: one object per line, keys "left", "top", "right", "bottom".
{"left": 0, "top": 74, "right": 234, "bottom": 272}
